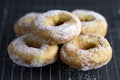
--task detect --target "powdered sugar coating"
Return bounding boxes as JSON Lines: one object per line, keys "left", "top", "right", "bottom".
{"left": 61, "top": 50, "right": 67, "bottom": 58}
{"left": 72, "top": 9, "right": 106, "bottom": 23}
{"left": 33, "top": 10, "right": 81, "bottom": 43}
{"left": 81, "top": 65, "right": 90, "bottom": 71}
{"left": 8, "top": 33, "right": 58, "bottom": 67}
{"left": 9, "top": 55, "right": 30, "bottom": 67}
{"left": 81, "top": 58, "right": 111, "bottom": 71}
{"left": 65, "top": 43, "right": 76, "bottom": 50}
{"left": 18, "top": 12, "right": 39, "bottom": 27}
{"left": 72, "top": 9, "right": 108, "bottom": 36}
{"left": 9, "top": 54, "right": 56, "bottom": 67}
{"left": 14, "top": 12, "right": 41, "bottom": 36}
{"left": 60, "top": 34, "right": 112, "bottom": 71}
{"left": 12, "top": 33, "right": 49, "bottom": 55}
{"left": 61, "top": 47, "right": 111, "bottom": 71}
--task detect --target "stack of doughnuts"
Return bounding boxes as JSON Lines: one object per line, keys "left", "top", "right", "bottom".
{"left": 8, "top": 9, "right": 112, "bottom": 71}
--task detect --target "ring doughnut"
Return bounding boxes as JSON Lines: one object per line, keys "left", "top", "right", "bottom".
{"left": 72, "top": 9, "right": 108, "bottom": 36}
{"left": 31, "top": 10, "right": 81, "bottom": 44}
{"left": 8, "top": 33, "right": 58, "bottom": 67}
{"left": 60, "top": 33, "right": 112, "bottom": 71}
{"left": 14, "top": 12, "right": 40, "bottom": 36}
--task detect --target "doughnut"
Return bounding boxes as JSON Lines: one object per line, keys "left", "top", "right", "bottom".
{"left": 72, "top": 9, "right": 108, "bottom": 36}
{"left": 14, "top": 12, "right": 40, "bottom": 36}
{"left": 31, "top": 10, "right": 81, "bottom": 44}
{"left": 60, "top": 33, "right": 112, "bottom": 71}
{"left": 8, "top": 33, "right": 58, "bottom": 67}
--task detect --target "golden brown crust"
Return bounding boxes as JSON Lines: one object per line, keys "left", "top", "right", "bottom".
{"left": 14, "top": 12, "right": 40, "bottom": 36}
{"left": 8, "top": 33, "right": 58, "bottom": 67}
{"left": 72, "top": 9, "right": 108, "bottom": 36}
{"left": 31, "top": 10, "right": 81, "bottom": 44}
{"left": 81, "top": 19, "right": 107, "bottom": 36}
{"left": 60, "top": 33, "right": 112, "bottom": 71}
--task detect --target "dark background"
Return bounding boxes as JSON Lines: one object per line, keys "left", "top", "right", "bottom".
{"left": 0, "top": 0, "right": 120, "bottom": 80}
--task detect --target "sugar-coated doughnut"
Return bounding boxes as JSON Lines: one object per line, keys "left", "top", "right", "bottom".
{"left": 60, "top": 33, "right": 112, "bottom": 71}
{"left": 8, "top": 33, "right": 58, "bottom": 67}
{"left": 31, "top": 10, "right": 81, "bottom": 44}
{"left": 72, "top": 9, "right": 108, "bottom": 36}
{"left": 14, "top": 12, "right": 40, "bottom": 36}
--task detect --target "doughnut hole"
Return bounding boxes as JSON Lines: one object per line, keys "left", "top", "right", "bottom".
{"left": 78, "top": 15, "right": 95, "bottom": 22}
{"left": 79, "top": 42, "right": 97, "bottom": 50}
{"left": 44, "top": 13, "right": 72, "bottom": 26}
{"left": 76, "top": 36, "right": 97, "bottom": 50}
{"left": 23, "top": 38, "right": 42, "bottom": 48}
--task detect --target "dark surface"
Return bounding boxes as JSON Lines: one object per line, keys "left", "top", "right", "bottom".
{"left": 0, "top": 0, "right": 120, "bottom": 80}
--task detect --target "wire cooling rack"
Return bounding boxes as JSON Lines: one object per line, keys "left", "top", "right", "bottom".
{"left": 0, "top": 0, "right": 120, "bottom": 80}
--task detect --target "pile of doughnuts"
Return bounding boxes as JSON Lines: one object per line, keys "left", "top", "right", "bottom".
{"left": 8, "top": 9, "right": 112, "bottom": 71}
